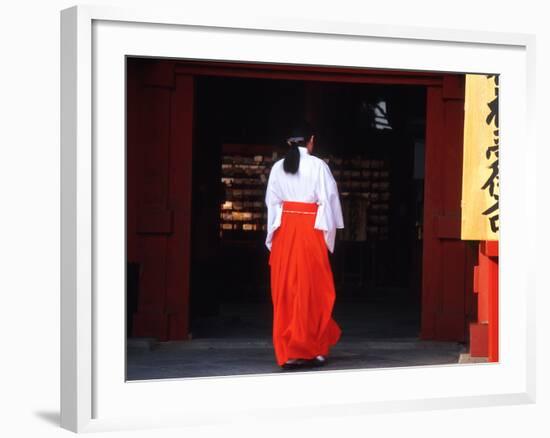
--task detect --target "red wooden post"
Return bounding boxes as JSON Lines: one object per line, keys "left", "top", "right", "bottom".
{"left": 421, "top": 76, "right": 475, "bottom": 342}
{"left": 469, "top": 240, "right": 498, "bottom": 360}
{"left": 485, "top": 241, "right": 499, "bottom": 362}
{"left": 127, "top": 59, "right": 194, "bottom": 341}
{"left": 165, "top": 74, "right": 194, "bottom": 340}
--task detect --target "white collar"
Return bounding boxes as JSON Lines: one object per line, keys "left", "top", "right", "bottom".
{"left": 298, "top": 146, "right": 310, "bottom": 155}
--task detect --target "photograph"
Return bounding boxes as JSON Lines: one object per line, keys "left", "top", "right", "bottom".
{"left": 124, "top": 57, "right": 499, "bottom": 380}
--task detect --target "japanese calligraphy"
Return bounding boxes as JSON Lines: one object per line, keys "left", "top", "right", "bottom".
{"left": 461, "top": 74, "right": 500, "bottom": 240}
{"left": 480, "top": 75, "right": 499, "bottom": 233}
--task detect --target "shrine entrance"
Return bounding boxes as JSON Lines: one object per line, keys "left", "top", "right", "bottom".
{"left": 126, "top": 58, "right": 476, "bottom": 344}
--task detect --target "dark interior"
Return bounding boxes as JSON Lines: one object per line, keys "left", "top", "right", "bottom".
{"left": 189, "top": 76, "right": 427, "bottom": 340}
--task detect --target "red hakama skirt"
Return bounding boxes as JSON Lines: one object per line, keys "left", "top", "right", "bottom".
{"left": 269, "top": 200, "right": 342, "bottom": 366}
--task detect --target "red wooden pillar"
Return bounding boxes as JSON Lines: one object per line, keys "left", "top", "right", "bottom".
{"left": 127, "top": 59, "right": 194, "bottom": 341}
{"left": 470, "top": 241, "right": 499, "bottom": 360}
{"left": 165, "top": 74, "right": 194, "bottom": 340}
{"left": 421, "top": 76, "right": 476, "bottom": 342}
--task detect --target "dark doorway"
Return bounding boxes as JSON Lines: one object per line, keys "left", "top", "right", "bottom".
{"left": 188, "top": 76, "right": 426, "bottom": 341}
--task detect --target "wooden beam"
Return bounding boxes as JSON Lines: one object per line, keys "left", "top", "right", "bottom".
{"left": 173, "top": 60, "right": 443, "bottom": 86}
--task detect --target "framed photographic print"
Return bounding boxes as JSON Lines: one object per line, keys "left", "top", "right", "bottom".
{"left": 60, "top": 4, "right": 536, "bottom": 433}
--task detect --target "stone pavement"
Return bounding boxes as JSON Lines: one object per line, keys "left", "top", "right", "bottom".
{"left": 126, "top": 297, "right": 467, "bottom": 380}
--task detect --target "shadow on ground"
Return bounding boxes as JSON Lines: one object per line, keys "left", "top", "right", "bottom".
{"left": 127, "top": 297, "right": 467, "bottom": 380}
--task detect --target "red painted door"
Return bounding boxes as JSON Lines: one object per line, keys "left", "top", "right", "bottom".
{"left": 421, "top": 75, "right": 476, "bottom": 342}
{"left": 126, "top": 59, "right": 194, "bottom": 341}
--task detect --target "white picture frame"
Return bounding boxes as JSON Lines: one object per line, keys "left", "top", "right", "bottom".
{"left": 60, "top": 4, "right": 537, "bottom": 433}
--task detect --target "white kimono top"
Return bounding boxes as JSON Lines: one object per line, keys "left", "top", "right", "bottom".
{"left": 265, "top": 146, "right": 345, "bottom": 253}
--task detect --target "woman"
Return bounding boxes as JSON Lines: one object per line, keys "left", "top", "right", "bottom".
{"left": 265, "top": 125, "right": 344, "bottom": 370}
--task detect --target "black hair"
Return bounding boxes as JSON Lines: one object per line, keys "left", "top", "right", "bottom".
{"left": 283, "top": 123, "right": 314, "bottom": 174}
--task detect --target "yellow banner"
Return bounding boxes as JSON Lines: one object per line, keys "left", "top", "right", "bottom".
{"left": 461, "top": 74, "right": 499, "bottom": 241}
